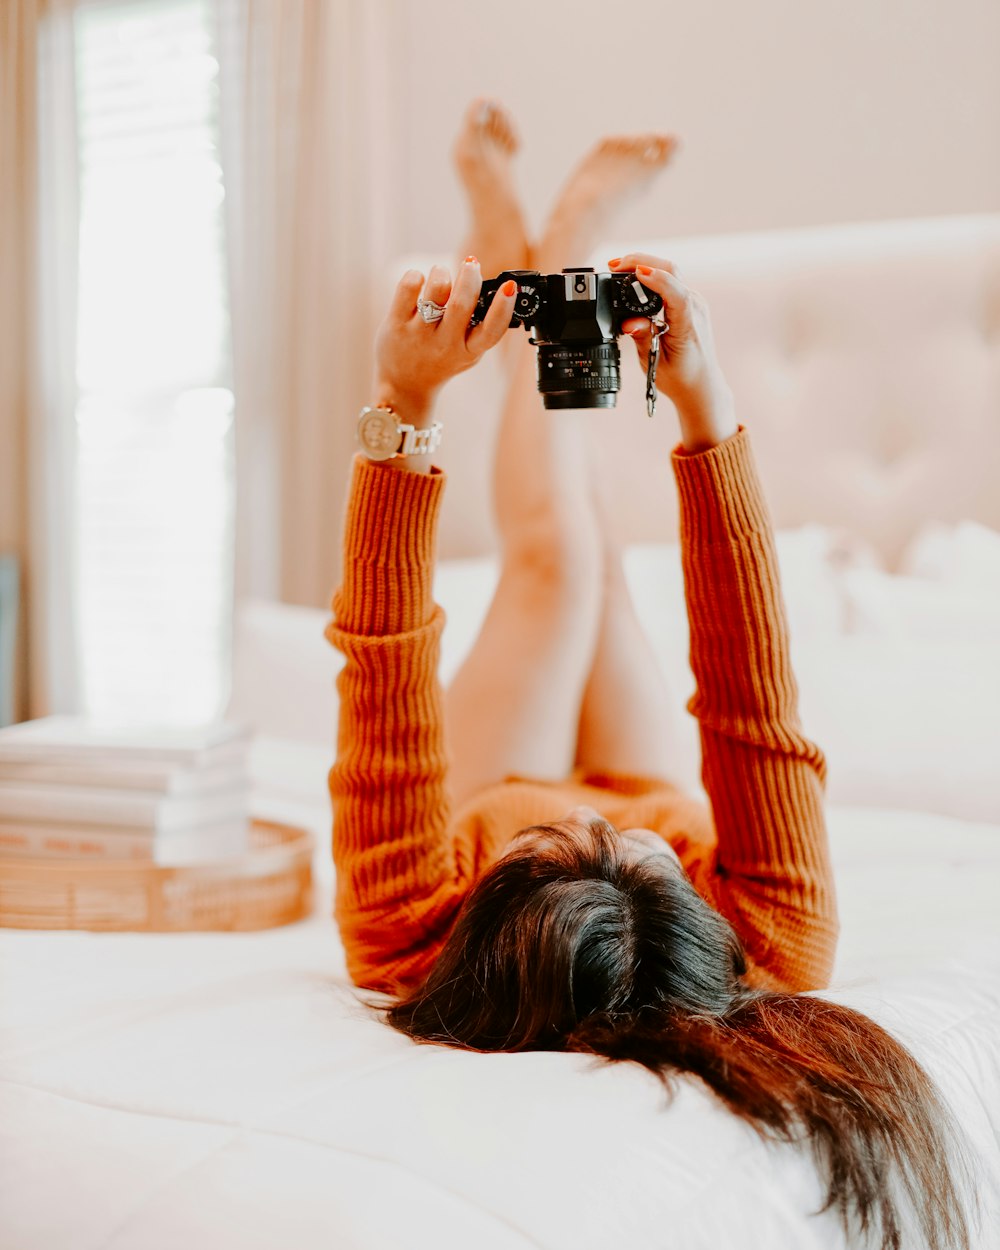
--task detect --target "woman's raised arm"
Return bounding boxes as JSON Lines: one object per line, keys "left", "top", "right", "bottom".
{"left": 613, "top": 254, "right": 839, "bottom": 992}
{"left": 367, "top": 258, "right": 517, "bottom": 468}
{"left": 326, "top": 261, "right": 515, "bottom": 993}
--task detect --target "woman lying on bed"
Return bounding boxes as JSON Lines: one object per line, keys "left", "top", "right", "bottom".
{"left": 326, "top": 100, "right": 971, "bottom": 1250}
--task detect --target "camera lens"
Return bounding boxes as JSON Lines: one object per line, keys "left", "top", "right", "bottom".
{"left": 536, "top": 341, "right": 621, "bottom": 409}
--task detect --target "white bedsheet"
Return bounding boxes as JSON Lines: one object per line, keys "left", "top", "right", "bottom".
{"left": 3, "top": 796, "right": 999, "bottom": 1250}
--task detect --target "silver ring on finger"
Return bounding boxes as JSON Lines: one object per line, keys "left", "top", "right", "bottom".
{"left": 417, "top": 296, "right": 447, "bottom": 324}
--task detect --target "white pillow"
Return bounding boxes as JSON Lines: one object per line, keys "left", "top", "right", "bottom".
{"left": 841, "top": 566, "right": 1000, "bottom": 645}
{"left": 793, "top": 635, "right": 1000, "bottom": 824}
{"left": 901, "top": 519, "right": 1000, "bottom": 585}
{"left": 232, "top": 526, "right": 863, "bottom": 736}
{"left": 434, "top": 558, "right": 500, "bottom": 687}
{"left": 228, "top": 599, "right": 340, "bottom": 746}
{"left": 233, "top": 524, "right": 1000, "bottom": 826}
{"left": 436, "top": 524, "right": 860, "bottom": 694}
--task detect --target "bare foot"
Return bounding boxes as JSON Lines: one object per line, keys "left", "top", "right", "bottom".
{"left": 452, "top": 97, "right": 532, "bottom": 280}
{"left": 537, "top": 133, "right": 680, "bottom": 270}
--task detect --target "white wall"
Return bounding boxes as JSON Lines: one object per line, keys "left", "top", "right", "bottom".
{"left": 379, "top": 0, "right": 1000, "bottom": 257}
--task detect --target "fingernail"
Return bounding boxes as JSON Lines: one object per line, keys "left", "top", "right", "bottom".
{"left": 465, "top": 255, "right": 479, "bottom": 265}
{"left": 608, "top": 257, "right": 621, "bottom": 268}
{"left": 637, "top": 265, "right": 653, "bottom": 276}
{"left": 502, "top": 279, "right": 517, "bottom": 295}
{"left": 403, "top": 269, "right": 422, "bottom": 283}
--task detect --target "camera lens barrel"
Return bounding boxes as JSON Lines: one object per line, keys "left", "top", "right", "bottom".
{"left": 536, "top": 341, "right": 621, "bottom": 410}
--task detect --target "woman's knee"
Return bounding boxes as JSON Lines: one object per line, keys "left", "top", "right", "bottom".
{"left": 500, "top": 524, "right": 604, "bottom": 605}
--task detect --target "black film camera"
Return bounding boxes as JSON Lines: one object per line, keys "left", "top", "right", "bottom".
{"left": 471, "top": 267, "right": 664, "bottom": 409}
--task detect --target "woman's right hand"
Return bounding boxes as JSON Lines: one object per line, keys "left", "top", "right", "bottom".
{"left": 609, "top": 253, "right": 738, "bottom": 453}
{"left": 372, "top": 258, "right": 517, "bottom": 426}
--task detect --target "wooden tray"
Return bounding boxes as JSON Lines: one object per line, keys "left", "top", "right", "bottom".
{"left": 0, "top": 819, "right": 315, "bottom": 932}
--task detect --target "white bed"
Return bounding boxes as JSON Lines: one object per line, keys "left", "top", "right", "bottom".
{"left": 3, "top": 215, "right": 1000, "bottom": 1248}
{"left": 2, "top": 796, "right": 999, "bottom": 1249}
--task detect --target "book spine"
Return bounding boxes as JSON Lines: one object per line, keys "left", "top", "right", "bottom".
{"left": 0, "top": 731, "right": 252, "bottom": 769}
{"left": 0, "top": 762, "right": 250, "bottom": 796}
{"left": 0, "top": 784, "right": 249, "bottom": 831}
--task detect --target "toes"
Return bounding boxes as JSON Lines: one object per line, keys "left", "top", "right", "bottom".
{"left": 466, "top": 96, "right": 491, "bottom": 128}
{"left": 481, "top": 98, "right": 520, "bottom": 153}
{"left": 456, "top": 98, "right": 497, "bottom": 152}
{"left": 476, "top": 97, "right": 494, "bottom": 129}
{"left": 640, "top": 134, "right": 679, "bottom": 164}
{"left": 495, "top": 108, "right": 521, "bottom": 153}
{"left": 639, "top": 135, "right": 664, "bottom": 162}
{"left": 593, "top": 133, "right": 679, "bottom": 164}
{"left": 456, "top": 97, "right": 521, "bottom": 162}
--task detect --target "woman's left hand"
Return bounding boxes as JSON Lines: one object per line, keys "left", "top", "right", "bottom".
{"left": 373, "top": 258, "right": 517, "bottom": 424}
{"left": 610, "top": 253, "right": 737, "bottom": 452}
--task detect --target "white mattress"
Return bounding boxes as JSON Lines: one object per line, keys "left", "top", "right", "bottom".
{"left": 3, "top": 791, "right": 1000, "bottom": 1250}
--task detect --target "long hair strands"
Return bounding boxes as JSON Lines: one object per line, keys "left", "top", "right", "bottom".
{"left": 382, "top": 822, "right": 973, "bottom": 1250}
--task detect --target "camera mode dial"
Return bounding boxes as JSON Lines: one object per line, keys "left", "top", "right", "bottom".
{"left": 614, "top": 274, "right": 664, "bottom": 318}
{"left": 510, "top": 282, "right": 541, "bottom": 323}
{"left": 472, "top": 275, "right": 542, "bottom": 327}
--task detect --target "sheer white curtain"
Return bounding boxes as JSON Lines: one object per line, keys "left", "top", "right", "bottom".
{"left": 0, "top": 0, "right": 398, "bottom": 728}
{"left": 217, "top": 0, "right": 401, "bottom": 606}
{"left": 0, "top": 0, "right": 81, "bottom": 723}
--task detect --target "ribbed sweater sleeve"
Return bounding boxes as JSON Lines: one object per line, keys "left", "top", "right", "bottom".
{"left": 671, "top": 426, "right": 838, "bottom": 991}
{"left": 325, "top": 455, "right": 469, "bottom": 994}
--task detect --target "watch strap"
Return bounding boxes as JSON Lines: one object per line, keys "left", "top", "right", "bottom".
{"left": 357, "top": 405, "right": 443, "bottom": 461}
{"left": 399, "top": 421, "right": 443, "bottom": 456}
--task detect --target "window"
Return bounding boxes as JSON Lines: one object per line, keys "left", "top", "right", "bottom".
{"left": 72, "top": 0, "right": 234, "bottom": 723}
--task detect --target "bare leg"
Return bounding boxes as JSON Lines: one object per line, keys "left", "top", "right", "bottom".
{"left": 445, "top": 111, "right": 680, "bottom": 809}
{"left": 445, "top": 332, "right": 603, "bottom": 808}
{"left": 573, "top": 462, "right": 687, "bottom": 786}
{"left": 451, "top": 97, "right": 533, "bottom": 280}
{"left": 540, "top": 133, "right": 680, "bottom": 262}
{"left": 450, "top": 98, "right": 536, "bottom": 375}
{"left": 533, "top": 129, "right": 686, "bottom": 787}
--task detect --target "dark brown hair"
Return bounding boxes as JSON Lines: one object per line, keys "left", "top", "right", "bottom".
{"left": 382, "top": 819, "right": 973, "bottom": 1250}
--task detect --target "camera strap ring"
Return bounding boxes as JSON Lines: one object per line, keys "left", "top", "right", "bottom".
{"left": 645, "top": 316, "right": 668, "bottom": 418}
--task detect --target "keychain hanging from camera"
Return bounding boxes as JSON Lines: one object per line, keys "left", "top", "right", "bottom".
{"left": 645, "top": 316, "right": 668, "bottom": 418}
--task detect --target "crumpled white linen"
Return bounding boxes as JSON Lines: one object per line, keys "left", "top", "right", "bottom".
{"left": 2, "top": 800, "right": 999, "bottom": 1250}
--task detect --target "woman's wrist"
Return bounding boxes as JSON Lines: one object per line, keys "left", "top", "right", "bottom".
{"left": 373, "top": 379, "right": 437, "bottom": 429}
{"left": 673, "top": 376, "right": 738, "bottom": 453}
{"left": 369, "top": 381, "right": 439, "bottom": 474}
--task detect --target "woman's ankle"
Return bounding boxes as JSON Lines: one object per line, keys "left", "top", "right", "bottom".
{"left": 535, "top": 226, "right": 581, "bottom": 274}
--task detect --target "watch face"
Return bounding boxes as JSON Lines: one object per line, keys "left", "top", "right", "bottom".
{"left": 358, "top": 408, "right": 400, "bottom": 461}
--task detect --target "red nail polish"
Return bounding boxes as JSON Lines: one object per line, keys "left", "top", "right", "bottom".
{"left": 502, "top": 279, "right": 517, "bottom": 295}
{"left": 608, "top": 257, "right": 621, "bottom": 267}
{"left": 637, "top": 264, "right": 653, "bottom": 276}
{"left": 465, "top": 255, "right": 478, "bottom": 264}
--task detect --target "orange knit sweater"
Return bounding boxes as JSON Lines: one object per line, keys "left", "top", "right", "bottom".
{"left": 326, "top": 427, "right": 838, "bottom": 998}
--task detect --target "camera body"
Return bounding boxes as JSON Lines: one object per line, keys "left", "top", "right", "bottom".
{"left": 471, "top": 267, "right": 664, "bottom": 409}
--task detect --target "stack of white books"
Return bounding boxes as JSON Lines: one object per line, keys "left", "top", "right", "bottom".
{"left": 0, "top": 716, "right": 253, "bottom": 865}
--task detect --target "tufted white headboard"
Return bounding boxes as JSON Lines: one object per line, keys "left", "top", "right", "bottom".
{"left": 390, "top": 214, "right": 1000, "bottom": 569}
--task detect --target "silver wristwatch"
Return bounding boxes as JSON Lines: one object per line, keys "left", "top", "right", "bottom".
{"left": 356, "top": 405, "right": 443, "bottom": 462}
